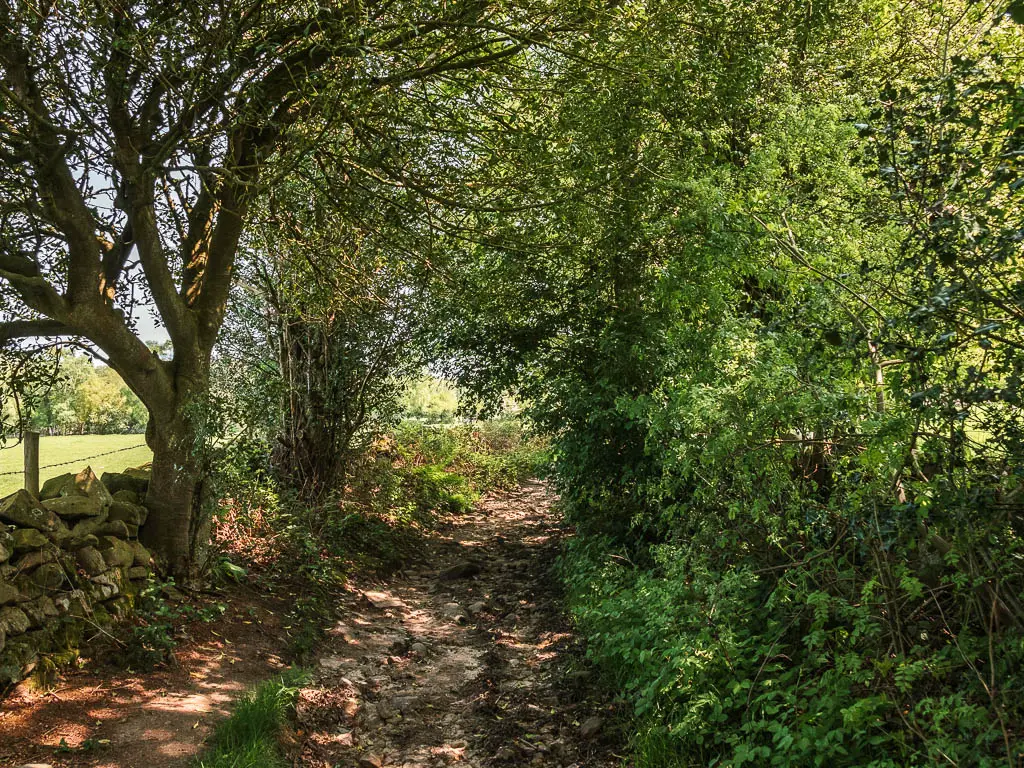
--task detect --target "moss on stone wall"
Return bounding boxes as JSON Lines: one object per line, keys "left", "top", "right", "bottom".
{"left": 0, "top": 466, "right": 154, "bottom": 688}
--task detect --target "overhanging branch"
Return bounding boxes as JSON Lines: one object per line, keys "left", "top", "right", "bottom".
{"left": 0, "top": 319, "right": 73, "bottom": 344}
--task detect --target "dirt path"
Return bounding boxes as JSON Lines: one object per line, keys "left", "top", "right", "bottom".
{"left": 0, "top": 587, "right": 292, "bottom": 768}
{"left": 1, "top": 481, "right": 627, "bottom": 767}
{"left": 295, "top": 480, "right": 627, "bottom": 768}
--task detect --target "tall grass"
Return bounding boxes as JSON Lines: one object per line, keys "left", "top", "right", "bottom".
{"left": 194, "top": 670, "right": 307, "bottom": 768}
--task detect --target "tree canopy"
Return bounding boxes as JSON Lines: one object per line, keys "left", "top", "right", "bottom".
{"left": 0, "top": 0, "right": 566, "bottom": 574}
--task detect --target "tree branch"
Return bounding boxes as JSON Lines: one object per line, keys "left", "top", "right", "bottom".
{"left": 0, "top": 22, "right": 102, "bottom": 307}
{"left": 369, "top": 41, "right": 526, "bottom": 90}
{"left": 0, "top": 319, "right": 73, "bottom": 344}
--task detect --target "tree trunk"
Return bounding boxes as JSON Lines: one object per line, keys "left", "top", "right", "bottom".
{"left": 138, "top": 367, "right": 212, "bottom": 582}
{"left": 142, "top": 432, "right": 202, "bottom": 580}
{"left": 273, "top": 316, "right": 345, "bottom": 504}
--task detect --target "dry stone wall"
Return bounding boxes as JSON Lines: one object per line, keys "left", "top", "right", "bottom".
{"left": 0, "top": 465, "right": 154, "bottom": 685}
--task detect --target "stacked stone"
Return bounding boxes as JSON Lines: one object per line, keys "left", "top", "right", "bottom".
{"left": 0, "top": 466, "right": 154, "bottom": 685}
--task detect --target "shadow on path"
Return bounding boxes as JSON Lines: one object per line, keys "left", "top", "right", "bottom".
{"left": 0, "top": 587, "right": 290, "bottom": 768}
{"left": 1, "top": 481, "right": 628, "bottom": 768}
{"left": 297, "top": 480, "right": 628, "bottom": 768}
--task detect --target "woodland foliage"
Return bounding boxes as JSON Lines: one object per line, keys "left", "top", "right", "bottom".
{"left": 428, "top": 1, "right": 1024, "bottom": 765}
{"left": 2, "top": 0, "right": 1023, "bottom": 764}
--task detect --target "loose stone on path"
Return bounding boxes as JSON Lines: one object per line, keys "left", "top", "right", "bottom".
{"left": 299, "top": 480, "right": 626, "bottom": 767}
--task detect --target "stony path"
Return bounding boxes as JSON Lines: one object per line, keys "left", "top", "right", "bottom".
{"left": 295, "top": 480, "right": 627, "bottom": 768}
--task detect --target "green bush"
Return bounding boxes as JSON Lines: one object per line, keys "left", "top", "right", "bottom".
{"left": 428, "top": 11, "right": 1024, "bottom": 766}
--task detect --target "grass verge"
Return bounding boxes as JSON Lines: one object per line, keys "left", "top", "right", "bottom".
{"left": 194, "top": 669, "right": 308, "bottom": 768}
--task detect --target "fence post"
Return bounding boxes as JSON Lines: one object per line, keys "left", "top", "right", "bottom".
{"left": 24, "top": 430, "right": 39, "bottom": 497}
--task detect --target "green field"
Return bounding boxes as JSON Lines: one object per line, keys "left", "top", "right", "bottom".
{"left": 0, "top": 434, "right": 152, "bottom": 497}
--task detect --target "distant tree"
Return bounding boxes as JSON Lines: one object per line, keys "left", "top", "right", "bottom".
{"left": 27, "top": 352, "right": 92, "bottom": 435}
{"left": 23, "top": 351, "right": 147, "bottom": 435}
{"left": 401, "top": 376, "right": 460, "bottom": 423}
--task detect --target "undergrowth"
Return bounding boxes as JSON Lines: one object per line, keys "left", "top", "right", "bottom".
{"left": 392, "top": 419, "right": 551, "bottom": 493}
{"left": 124, "top": 578, "right": 227, "bottom": 670}
{"left": 211, "top": 418, "right": 548, "bottom": 661}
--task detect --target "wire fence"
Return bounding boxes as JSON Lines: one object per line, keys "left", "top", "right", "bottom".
{"left": 0, "top": 442, "right": 148, "bottom": 478}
